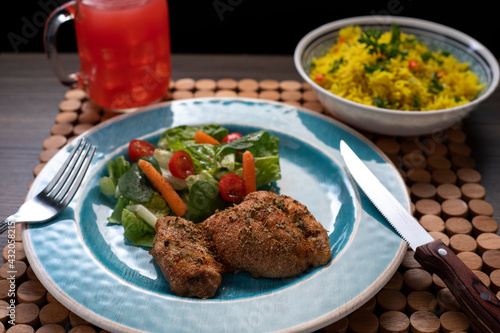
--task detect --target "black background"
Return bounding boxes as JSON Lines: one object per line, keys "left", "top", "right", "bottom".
{"left": 2, "top": 0, "right": 498, "bottom": 58}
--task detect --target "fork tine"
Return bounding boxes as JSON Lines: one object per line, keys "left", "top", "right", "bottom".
{"left": 42, "top": 139, "right": 85, "bottom": 197}
{"left": 52, "top": 141, "right": 95, "bottom": 205}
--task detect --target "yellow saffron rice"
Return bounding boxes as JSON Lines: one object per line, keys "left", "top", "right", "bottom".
{"left": 309, "top": 25, "right": 484, "bottom": 111}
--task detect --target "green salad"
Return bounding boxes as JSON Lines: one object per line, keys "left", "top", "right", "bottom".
{"left": 99, "top": 124, "right": 281, "bottom": 247}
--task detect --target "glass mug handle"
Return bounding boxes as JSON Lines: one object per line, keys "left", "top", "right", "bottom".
{"left": 44, "top": 1, "right": 79, "bottom": 87}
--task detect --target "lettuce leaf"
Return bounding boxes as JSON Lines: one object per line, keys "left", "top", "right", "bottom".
{"left": 121, "top": 209, "right": 155, "bottom": 248}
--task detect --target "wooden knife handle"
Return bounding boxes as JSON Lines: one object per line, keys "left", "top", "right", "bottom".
{"left": 414, "top": 239, "right": 500, "bottom": 332}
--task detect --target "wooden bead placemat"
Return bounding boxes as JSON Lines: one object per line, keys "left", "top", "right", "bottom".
{"left": 5, "top": 79, "right": 500, "bottom": 332}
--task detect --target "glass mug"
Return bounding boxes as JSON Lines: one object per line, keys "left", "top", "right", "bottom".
{"left": 44, "top": 0, "right": 171, "bottom": 111}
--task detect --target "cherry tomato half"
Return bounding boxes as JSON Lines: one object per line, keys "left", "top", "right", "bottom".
{"left": 219, "top": 173, "right": 246, "bottom": 202}
{"left": 128, "top": 139, "right": 156, "bottom": 162}
{"left": 169, "top": 150, "right": 195, "bottom": 179}
{"left": 222, "top": 132, "right": 243, "bottom": 143}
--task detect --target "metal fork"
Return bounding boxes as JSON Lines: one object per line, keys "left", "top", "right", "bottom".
{"left": 0, "top": 139, "right": 95, "bottom": 234}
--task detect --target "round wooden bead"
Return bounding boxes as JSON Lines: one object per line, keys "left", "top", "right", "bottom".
{"left": 302, "top": 90, "right": 318, "bottom": 102}
{"left": 447, "top": 142, "right": 471, "bottom": 156}
{"left": 194, "top": 79, "right": 216, "bottom": 91}
{"left": 59, "top": 99, "right": 81, "bottom": 112}
{"left": 2, "top": 242, "right": 27, "bottom": 264}
{"left": 426, "top": 155, "right": 451, "bottom": 171}
{"left": 258, "top": 79, "right": 279, "bottom": 91}
{"left": 42, "top": 135, "right": 67, "bottom": 150}
{"left": 0, "top": 261, "right": 27, "bottom": 283}
{"left": 17, "top": 281, "right": 46, "bottom": 307}
{"left": 54, "top": 111, "right": 78, "bottom": 124}
{"left": 400, "top": 250, "right": 422, "bottom": 271}
{"left": 376, "top": 289, "right": 407, "bottom": 312}
{"left": 39, "top": 303, "right": 69, "bottom": 327}
{"left": 418, "top": 215, "right": 445, "bottom": 233}
{"left": 376, "top": 138, "right": 400, "bottom": 156}
{"left": 468, "top": 199, "right": 494, "bottom": 218}
{"left": 444, "top": 217, "right": 472, "bottom": 236}
{"left": 476, "top": 233, "right": 500, "bottom": 255}
{"left": 383, "top": 271, "right": 404, "bottom": 291}
{"left": 473, "top": 269, "right": 491, "bottom": 288}
{"left": 5, "top": 324, "right": 35, "bottom": 332}
{"left": 482, "top": 249, "right": 500, "bottom": 274}
{"left": 280, "top": 90, "right": 302, "bottom": 102}
{"left": 237, "top": 78, "right": 259, "bottom": 92}
{"left": 358, "top": 296, "right": 376, "bottom": 312}
{"left": 439, "top": 311, "right": 470, "bottom": 333}
{"left": 50, "top": 123, "right": 73, "bottom": 137}
{"left": 46, "top": 292, "right": 60, "bottom": 304}
{"left": 14, "top": 302, "right": 40, "bottom": 327}
{"left": 444, "top": 128, "right": 466, "bottom": 143}
{"left": 64, "top": 88, "right": 87, "bottom": 101}
{"left": 451, "top": 154, "right": 476, "bottom": 170}
{"left": 407, "top": 291, "right": 437, "bottom": 313}
{"left": 406, "top": 169, "right": 431, "bottom": 185}
{"left": 174, "top": 78, "right": 195, "bottom": 90}
{"left": 279, "top": 80, "right": 302, "bottom": 91}
{"left": 471, "top": 216, "right": 499, "bottom": 236}
{"left": 431, "top": 169, "right": 457, "bottom": 186}
{"left": 194, "top": 90, "right": 216, "bottom": 98}
{"left": 80, "top": 100, "right": 101, "bottom": 114}
{"left": 490, "top": 269, "right": 500, "bottom": 293}
{"left": 429, "top": 231, "right": 450, "bottom": 246}
{"left": 0, "top": 280, "right": 13, "bottom": 302}
{"left": 456, "top": 168, "right": 481, "bottom": 185}
{"left": 441, "top": 199, "right": 468, "bottom": 219}
{"left": 456, "top": 251, "right": 483, "bottom": 271}
{"left": 69, "top": 311, "right": 92, "bottom": 327}
{"left": 38, "top": 149, "right": 59, "bottom": 164}
{"left": 215, "top": 89, "right": 237, "bottom": 97}
{"left": 403, "top": 268, "right": 432, "bottom": 292}
{"left": 302, "top": 101, "right": 324, "bottom": 113}
{"left": 348, "top": 310, "right": 378, "bottom": 333}
{"left": 409, "top": 311, "right": 440, "bottom": 333}
{"left": 78, "top": 111, "right": 101, "bottom": 125}
{"left": 436, "top": 288, "right": 461, "bottom": 312}
{"left": 414, "top": 199, "right": 441, "bottom": 218}
{"left": 171, "top": 90, "right": 194, "bottom": 100}
{"left": 449, "top": 234, "right": 477, "bottom": 254}
{"left": 216, "top": 78, "right": 238, "bottom": 90}
{"left": 432, "top": 273, "right": 447, "bottom": 293}
{"left": 258, "top": 90, "right": 280, "bottom": 101}
{"left": 460, "top": 183, "right": 486, "bottom": 202}
{"left": 35, "top": 324, "right": 66, "bottom": 333}
{"left": 411, "top": 183, "right": 436, "bottom": 201}
{"left": 379, "top": 311, "right": 409, "bottom": 333}
{"left": 436, "top": 184, "right": 461, "bottom": 203}
{"left": 321, "top": 316, "right": 348, "bottom": 333}
{"left": 68, "top": 325, "right": 96, "bottom": 333}
{"left": 0, "top": 300, "right": 9, "bottom": 325}
{"left": 403, "top": 152, "right": 427, "bottom": 169}
{"left": 26, "top": 266, "right": 39, "bottom": 282}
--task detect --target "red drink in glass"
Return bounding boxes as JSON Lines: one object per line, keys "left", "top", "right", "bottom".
{"left": 73, "top": 0, "right": 171, "bottom": 110}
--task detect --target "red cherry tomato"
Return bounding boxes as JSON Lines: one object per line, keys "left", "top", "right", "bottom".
{"left": 222, "top": 132, "right": 243, "bottom": 143}
{"left": 219, "top": 173, "right": 246, "bottom": 202}
{"left": 128, "top": 139, "right": 156, "bottom": 162}
{"left": 168, "top": 150, "right": 195, "bottom": 179}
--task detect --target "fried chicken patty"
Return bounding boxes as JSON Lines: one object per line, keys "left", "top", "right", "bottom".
{"left": 150, "top": 216, "right": 226, "bottom": 299}
{"left": 202, "top": 191, "right": 331, "bottom": 278}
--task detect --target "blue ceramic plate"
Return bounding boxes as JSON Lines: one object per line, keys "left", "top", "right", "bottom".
{"left": 23, "top": 98, "right": 408, "bottom": 332}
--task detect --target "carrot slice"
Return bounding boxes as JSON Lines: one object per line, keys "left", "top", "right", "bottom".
{"left": 242, "top": 150, "right": 256, "bottom": 195}
{"left": 138, "top": 159, "right": 188, "bottom": 217}
{"left": 194, "top": 131, "right": 220, "bottom": 145}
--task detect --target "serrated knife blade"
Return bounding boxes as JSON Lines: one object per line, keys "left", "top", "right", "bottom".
{"left": 340, "top": 140, "right": 500, "bottom": 332}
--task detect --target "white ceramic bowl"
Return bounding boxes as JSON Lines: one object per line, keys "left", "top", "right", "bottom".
{"left": 294, "top": 16, "right": 500, "bottom": 136}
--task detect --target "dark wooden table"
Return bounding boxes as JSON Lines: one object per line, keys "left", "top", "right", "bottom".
{"left": 1, "top": 51, "right": 500, "bottom": 253}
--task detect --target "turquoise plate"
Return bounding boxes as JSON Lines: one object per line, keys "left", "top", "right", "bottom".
{"left": 23, "top": 98, "right": 408, "bottom": 332}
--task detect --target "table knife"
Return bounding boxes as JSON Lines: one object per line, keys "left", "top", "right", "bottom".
{"left": 340, "top": 140, "right": 500, "bottom": 332}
